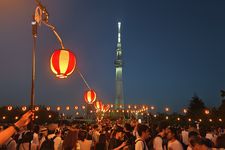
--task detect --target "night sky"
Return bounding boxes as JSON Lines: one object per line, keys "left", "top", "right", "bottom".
{"left": 1, "top": 0, "right": 225, "bottom": 112}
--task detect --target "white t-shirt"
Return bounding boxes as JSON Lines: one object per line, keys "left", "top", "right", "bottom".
{"left": 153, "top": 136, "right": 164, "bottom": 150}
{"left": 78, "top": 139, "right": 92, "bottom": 150}
{"left": 47, "top": 134, "right": 63, "bottom": 150}
{"left": 168, "top": 139, "right": 183, "bottom": 150}
{"left": 181, "top": 130, "right": 189, "bottom": 145}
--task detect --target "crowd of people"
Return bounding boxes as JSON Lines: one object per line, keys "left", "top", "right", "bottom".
{"left": 0, "top": 111, "right": 224, "bottom": 150}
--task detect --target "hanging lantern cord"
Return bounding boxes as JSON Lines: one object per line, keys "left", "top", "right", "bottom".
{"left": 34, "top": 0, "right": 65, "bottom": 49}
{"left": 42, "top": 21, "right": 65, "bottom": 49}
{"left": 76, "top": 68, "right": 91, "bottom": 90}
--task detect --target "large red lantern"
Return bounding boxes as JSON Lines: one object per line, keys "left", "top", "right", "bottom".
{"left": 50, "top": 49, "right": 76, "bottom": 79}
{"left": 94, "top": 100, "right": 102, "bottom": 110}
{"left": 84, "top": 90, "right": 96, "bottom": 104}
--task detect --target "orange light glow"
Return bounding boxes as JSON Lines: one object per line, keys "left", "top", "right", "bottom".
{"left": 84, "top": 90, "right": 96, "bottom": 104}
{"left": 50, "top": 49, "right": 76, "bottom": 79}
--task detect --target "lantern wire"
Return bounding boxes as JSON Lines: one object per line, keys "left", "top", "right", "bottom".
{"left": 76, "top": 68, "right": 91, "bottom": 90}
{"left": 34, "top": 0, "right": 65, "bottom": 49}
{"left": 42, "top": 21, "right": 65, "bottom": 49}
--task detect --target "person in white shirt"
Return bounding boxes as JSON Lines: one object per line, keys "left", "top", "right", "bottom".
{"left": 205, "top": 128, "right": 217, "bottom": 145}
{"left": 167, "top": 127, "right": 183, "bottom": 150}
{"left": 0, "top": 111, "right": 33, "bottom": 145}
{"left": 181, "top": 127, "right": 189, "bottom": 146}
{"left": 92, "top": 124, "right": 100, "bottom": 145}
{"left": 153, "top": 121, "right": 168, "bottom": 150}
{"left": 135, "top": 124, "right": 150, "bottom": 150}
{"left": 40, "top": 123, "right": 63, "bottom": 150}
{"left": 78, "top": 130, "right": 92, "bottom": 150}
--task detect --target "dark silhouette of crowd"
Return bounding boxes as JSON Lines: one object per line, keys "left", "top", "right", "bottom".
{"left": 0, "top": 113, "right": 225, "bottom": 150}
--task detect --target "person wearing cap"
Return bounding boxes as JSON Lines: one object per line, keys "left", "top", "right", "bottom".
{"left": 108, "top": 126, "right": 127, "bottom": 150}
{"left": 40, "top": 123, "right": 63, "bottom": 150}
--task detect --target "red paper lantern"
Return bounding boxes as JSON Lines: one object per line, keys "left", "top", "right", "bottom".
{"left": 94, "top": 100, "right": 102, "bottom": 110}
{"left": 84, "top": 90, "right": 96, "bottom": 104}
{"left": 50, "top": 49, "right": 76, "bottom": 79}
{"left": 102, "top": 104, "right": 110, "bottom": 113}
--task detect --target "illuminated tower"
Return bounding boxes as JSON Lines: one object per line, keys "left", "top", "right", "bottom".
{"left": 114, "top": 22, "right": 124, "bottom": 108}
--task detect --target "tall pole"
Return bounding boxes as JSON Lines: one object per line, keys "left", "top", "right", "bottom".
{"left": 30, "top": 17, "right": 37, "bottom": 131}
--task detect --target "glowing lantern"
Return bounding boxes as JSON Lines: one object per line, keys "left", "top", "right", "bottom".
{"left": 48, "top": 115, "right": 52, "bottom": 118}
{"left": 74, "top": 106, "right": 78, "bottom": 110}
{"left": 165, "top": 107, "right": 169, "bottom": 112}
{"left": 22, "top": 106, "right": 27, "bottom": 111}
{"left": 56, "top": 106, "right": 61, "bottom": 111}
{"left": 102, "top": 104, "right": 110, "bottom": 113}
{"left": 66, "top": 106, "right": 70, "bottom": 110}
{"left": 82, "top": 105, "right": 86, "bottom": 109}
{"left": 94, "top": 101, "right": 102, "bottom": 110}
{"left": 46, "top": 106, "right": 51, "bottom": 111}
{"left": 204, "top": 109, "right": 210, "bottom": 115}
{"left": 7, "top": 106, "right": 12, "bottom": 111}
{"left": 35, "top": 106, "right": 39, "bottom": 111}
{"left": 50, "top": 49, "right": 76, "bottom": 79}
{"left": 2, "top": 116, "right": 6, "bottom": 120}
{"left": 84, "top": 90, "right": 96, "bottom": 104}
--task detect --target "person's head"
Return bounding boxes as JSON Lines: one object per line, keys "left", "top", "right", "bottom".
{"left": 63, "top": 130, "right": 79, "bottom": 150}
{"left": 167, "top": 127, "right": 178, "bottom": 141}
{"left": 93, "top": 124, "right": 98, "bottom": 129}
{"left": 124, "top": 123, "right": 132, "bottom": 132}
{"left": 114, "top": 126, "right": 125, "bottom": 140}
{"left": 216, "top": 134, "right": 225, "bottom": 148}
{"left": 33, "top": 125, "right": 40, "bottom": 134}
{"left": 98, "top": 134, "right": 107, "bottom": 144}
{"left": 137, "top": 124, "right": 150, "bottom": 140}
{"left": 190, "top": 137, "right": 211, "bottom": 150}
{"left": 188, "top": 131, "right": 199, "bottom": 145}
{"left": 48, "top": 123, "right": 58, "bottom": 135}
{"left": 157, "top": 121, "right": 168, "bottom": 137}
{"left": 78, "top": 130, "right": 87, "bottom": 141}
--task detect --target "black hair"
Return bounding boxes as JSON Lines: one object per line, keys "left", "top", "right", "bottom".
{"left": 137, "top": 124, "right": 149, "bottom": 137}
{"left": 157, "top": 121, "right": 168, "bottom": 132}
{"left": 124, "top": 123, "right": 132, "bottom": 132}
{"left": 78, "top": 130, "right": 87, "bottom": 141}
{"left": 188, "top": 131, "right": 199, "bottom": 138}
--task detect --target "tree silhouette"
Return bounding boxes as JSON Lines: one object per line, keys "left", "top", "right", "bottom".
{"left": 187, "top": 94, "right": 206, "bottom": 120}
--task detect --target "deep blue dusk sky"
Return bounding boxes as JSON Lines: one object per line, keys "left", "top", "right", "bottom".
{"left": 1, "top": 0, "right": 225, "bottom": 112}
